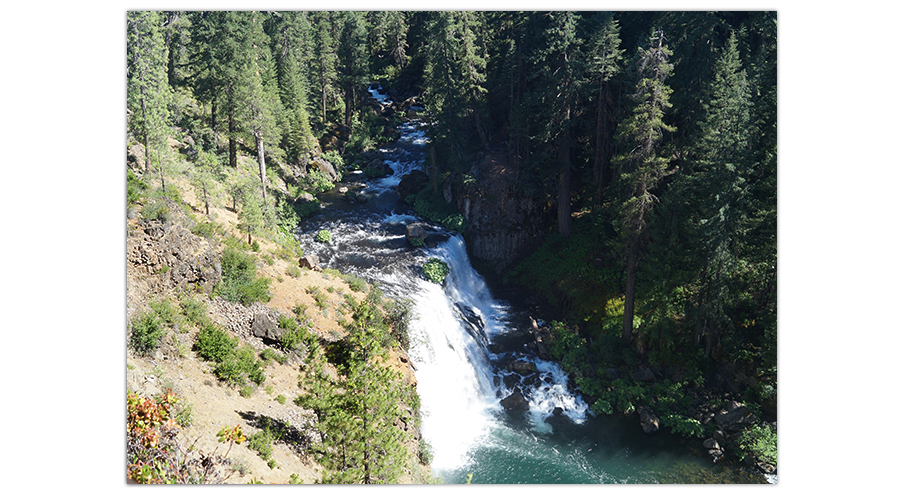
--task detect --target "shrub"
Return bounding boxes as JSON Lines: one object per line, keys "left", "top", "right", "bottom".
{"left": 735, "top": 423, "right": 777, "bottom": 466}
{"left": 191, "top": 221, "right": 220, "bottom": 238}
{"left": 247, "top": 429, "right": 275, "bottom": 461}
{"left": 194, "top": 323, "right": 237, "bottom": 363}
{"left": 260, "top": 348, "right": 287, "bottom": 365}
{"left": 180, "top": 296, "right": 208, "bottom": 327}
{"left": 661, "top": 413, "right": 705, "bottom": 438}
{"left": 286, "top": 264, "right": 302, "bottom": 278}
{"left": 214, "top": 345, "right": 266, "bottom": 387}
{"left": 149, "top": 298, "right": 180, "bottom": 326}
{"left": 423, "top": 258, "right": 450, "bottom": 284}
{"left": 131, "top": 312, "right": 165, "bottom": 355}
{"left": 321, "top": 150, "right": 345, "bottom": 169}
{"left": 215, "top": 247, "right": 272, "bottom": 305}
{"left": 278, "top": 316, "right": 312, "bottom": 352}
{"left": 315, "top": 229, "right": 332, "bottom": 243}
{"left": 142, "top": 200, "right": 170, "bottom": 222}
{"left": 127, "top": 170, "right": 149, "bottom": 207}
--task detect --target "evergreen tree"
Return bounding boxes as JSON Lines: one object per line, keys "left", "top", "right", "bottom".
{"left": 584, "top": 13, "right": 625, "bottom": 205}
{"left": 613, "top": 29, "right": 676, "bottom": 349}
{"left": 192, "top": 146, "right": 223, "bottom": 217}
{"left": 690, "top": 32, "right": 755, "bottom": 356}
{"left": 238, "top": 184, "right": 266, "bottom": 246}
{"left": 528, "top": 11, "right": 584, "bottom": 237}
{"left": 371, "top": 11, "right": 409, "bottom": 70}
{"left": 127, "top": 11, "right": 172, "bottom": 191}
{"left": 297, "top": 296, "right": 408, "bottom": 484}
{"left": 310, "top": 12, "right": 341, "bottom": 128}
{"left": 237, "top": 12, "right": 282, "bottom": 209}
{"left": 160, "top": 11, "right": 192, "bottom": 89}
{"left": 266, "top": 11, "right": 317, "bottom": 162}
{"left": 338, "top": 12, "right": 370, "bottom": 133}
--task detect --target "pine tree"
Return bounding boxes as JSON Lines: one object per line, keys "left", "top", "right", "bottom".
{"left": 690, "top": 32, "right": 755, "bottom": 356}
{"left": 238, "top": 184, "right": 266, "bottom": 246}
{"left": 613, "top": 29, "right": 676, "bottom": 348}
{"left": 338, "top": 12, "right": 370, "bottom": 133}
{"left": 267, "top": 11, "right": 317, "bottom": 161}
{"left": 237, "top": 12, "right": 281, "bottom": 209}
{"left": 297, "top": 295, "right": 408, "bottom": 484}
{"left": 529, "top": 11, "right": 584, "bottom": 237}
{"left": 127, "top": 11, "right": 172, "bottom": 191}
{"left": 310, "top": 12, "right": 340, "bottom": 128}
{"left": 584, "top": 13, "right": 624, "bottom": 205}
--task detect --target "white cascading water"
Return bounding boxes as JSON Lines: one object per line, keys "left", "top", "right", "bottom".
{"left": 407, "top": 234, "right": 590, "bottom": 472}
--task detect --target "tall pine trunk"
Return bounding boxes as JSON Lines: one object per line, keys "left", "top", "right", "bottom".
{"left": 622, "top": 236, "right": 639, "bottom": 344}
{"left": 228, "top": 100, "right": 237, "bottom": 169}
{"left": 210, "top": 99, "right": 218, "bottom": 152}
{"left": 256, "top": 134, "right": 267, "bottom": 207}
{"left": 557, "top": 108, "right": 572, "bottom": 237}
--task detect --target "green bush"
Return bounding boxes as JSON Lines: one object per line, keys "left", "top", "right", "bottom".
{"left": 260, "top": 348, "right": 288, "bottom": 365}
{"left": 149, "top": 298, "right": 180, "bottom": 326}
{"left": 130, "top": 312, "right": 164, "bottom": 355}
{"left": 214, "top": 345, "right": 266, "bottom": 386}
{"left": 191, "top": 221, "right": 220, "bottom": 238}
{"left": 423, "top": 258, "right": 450, "bottom": 284}
{"left": 247, "top": 430, "right": 274, "bottom": 461}
{"left": 278, "top": 316, "right": 312, "bottom": 352}
{"left": 735, "top": 423, "right": 777, "bottom": 466}
{"left": 286, "top": 264, "right": 302, "bottom": 278}
{"left": 321, "top": 150, "right": 345, "bottom": 170}
{"left": 127, "top": 170, "right": 149, "bottom": 207}
{"left": 180, "top": 295, "right": 208, "bottom": 326}
{"left": 215, "top": 247, "right": 272, "bottom": 305}
{"left": 194, "top": 323, "right": 237, "bottom": 363}
{"left": 142, "top": 200, "right": 170, "bottom": 222}
{"left": 315, "top": 229, "right": 332, "bottom": 243}
{"left": 661, "top": 413, "right": 705, "bottom": 437}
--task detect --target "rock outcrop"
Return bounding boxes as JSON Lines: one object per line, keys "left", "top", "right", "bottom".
{"left": 127, "top": 215, "right": 221, "bottom": 297}
{"left": 448, "top": 151, "right": 546, "bottom": 274}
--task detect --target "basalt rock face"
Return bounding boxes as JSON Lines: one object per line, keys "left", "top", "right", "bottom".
{"left": 126, "top": 213, "right": 221, "bottom": 297}
{"left": 448, "top": 151, "right": 546, "bottom": 274}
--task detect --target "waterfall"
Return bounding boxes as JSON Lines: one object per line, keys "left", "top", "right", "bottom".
{"left": 295, "top": 85, "right": 771, "bottom": 483}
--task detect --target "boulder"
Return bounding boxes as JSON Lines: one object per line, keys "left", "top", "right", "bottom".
{"left": 251, "top": 313, "right": 283, "bottom": 344}
{"left": 296, "top": 192, "right": 316, "bottom": 204}
{"left": 703, "top": 438, "right": 720, "bottom": 450}
{"left": 500, "top": 392, "right": 530, "bottom": 415}
{"left": 397, "top": 170, "right": 428, "bottom": 201}
{"left": 639, "top": 406, "right": 660, "bottom": 433}
{"left": 405, "top": 223, "right": 428, "bottom": 246}
{"left": 510, "top": 361, "right": 536, "bottom": 375}
{"left": 714, "top": 401, "right": 758, "bottom": 430}
{"left": 308, "top": 156, "right": 340, "bottom": 184}
{"left": 299, "top": 254, "right": 321, "bottom": 272}
{"left": 632, "top": 366, "right": 657, "bottom": 382}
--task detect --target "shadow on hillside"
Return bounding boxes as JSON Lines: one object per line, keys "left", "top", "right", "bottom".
{"left": 236, "top": 410, "right": 314, "bottom": 457}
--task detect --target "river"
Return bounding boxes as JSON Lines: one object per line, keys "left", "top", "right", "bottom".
{"left": 293, "top": 87, "right": 771, "bottom": 484}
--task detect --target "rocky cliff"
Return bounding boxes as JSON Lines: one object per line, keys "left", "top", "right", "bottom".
{"left": 447, "top": 151, "right": 547, "bottom": 274}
